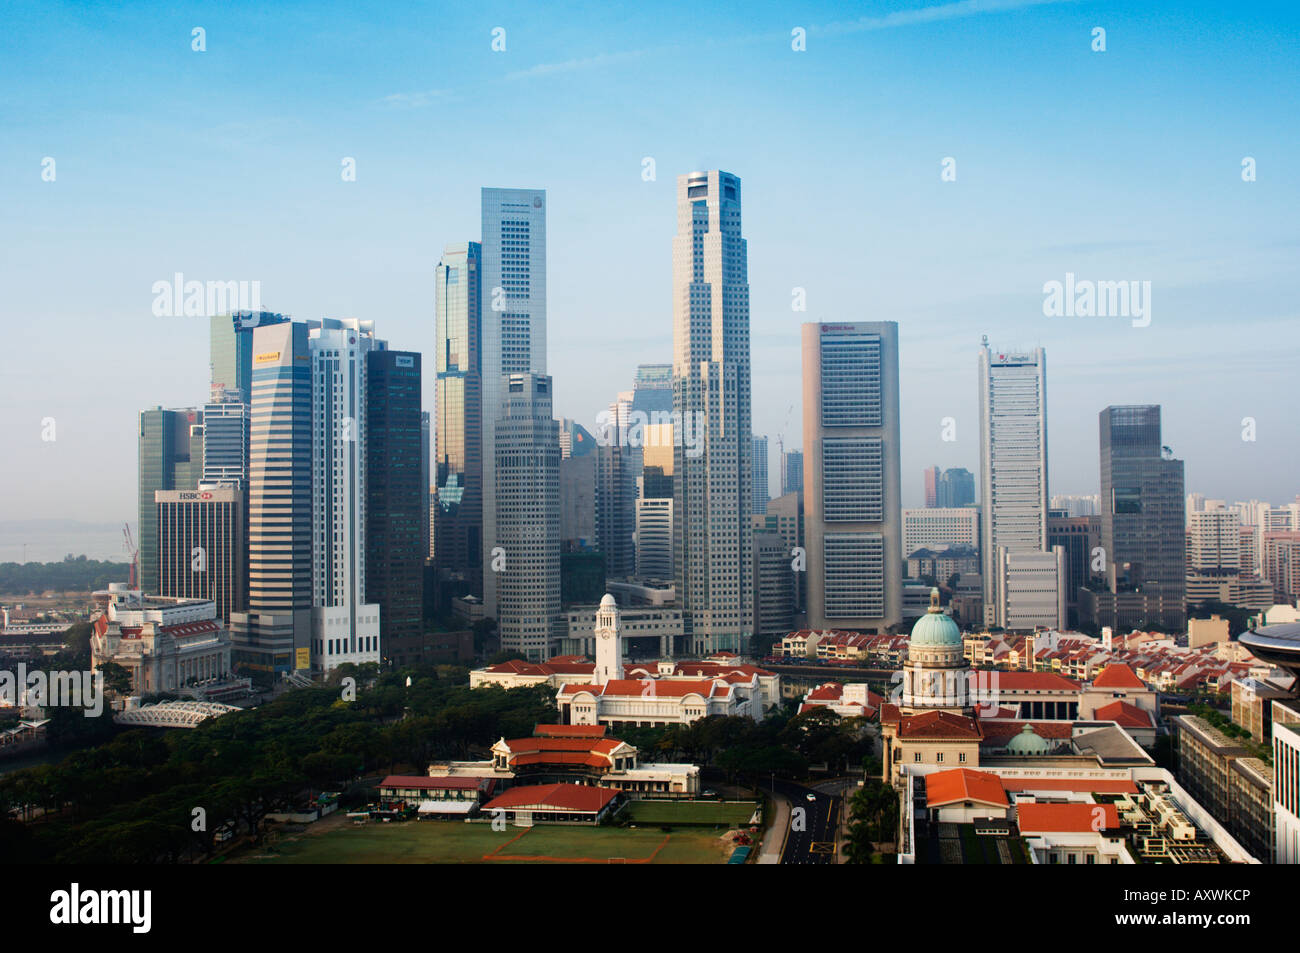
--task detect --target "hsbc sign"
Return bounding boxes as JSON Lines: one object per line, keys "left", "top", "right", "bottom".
{"left": 176, "top": 492, "right": 214, "bottom": 501}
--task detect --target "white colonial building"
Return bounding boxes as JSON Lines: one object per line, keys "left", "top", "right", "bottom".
{"left": 90, "top": 586, "right": 232, "bottom": 695}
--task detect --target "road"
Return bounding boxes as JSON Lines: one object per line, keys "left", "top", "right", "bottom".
{"left": 772, "top": 779, "right": 842, "bottom": 865}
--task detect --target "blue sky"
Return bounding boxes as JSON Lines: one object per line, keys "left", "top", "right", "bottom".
{"left": 1, "top": 0, "right": 1298, "bottom": 548}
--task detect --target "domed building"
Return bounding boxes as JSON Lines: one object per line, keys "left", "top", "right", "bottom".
{"left": 899, "top": 589, "right": 970, "bottom": 713}
{"left": 880, "top": 589, "right": 983, "bottom": 783}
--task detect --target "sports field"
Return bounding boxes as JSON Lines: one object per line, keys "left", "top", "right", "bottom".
{"left": 621, "top": 799, "right": 759, "bottom": 827}
{"left": 239, "top": 818, "right": 734, "bottom": 864}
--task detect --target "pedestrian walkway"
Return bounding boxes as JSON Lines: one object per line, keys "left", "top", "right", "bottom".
{"left": 757, "top": 790, "right": 790, "bottom": 864}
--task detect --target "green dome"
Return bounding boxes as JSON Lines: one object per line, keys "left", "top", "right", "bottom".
{"left": 1006, "top": 724, "right": 1052, "bottom": 756}
{"left": 909, "top": 588, "right": 962, "bottom": 648}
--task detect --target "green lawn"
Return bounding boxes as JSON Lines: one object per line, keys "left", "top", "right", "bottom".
{"left": 238, "top": 818, "right": 731, "bottom": 864}
{"left": 621, "top": 800, "right": 759, "bottom": 827}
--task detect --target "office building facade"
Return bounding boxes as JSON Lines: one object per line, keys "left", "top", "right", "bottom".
{"left": 978, "top": 343, "right": 1049, "bottom": 628}
{"left": 155, "top": 487, "right": 245, "bottom": 625}
{"left": 672, "top": 170, "right": 754, "bottom": 654}
{"left": 366, "top": 349, "right": 425, "bottom": 667}
{"left": 230, "top": 320, "right": 312, "bottom": 673}
{"left": 434, "top": 241, "right": 484, "bottom": 604}
{"left": 138, "top": 407, "right": 203, "bottom": 595}
{"left": 938, "top": 467, "right": 975, "bottom": 508}
{"left": 803, "top": 321, "right": 903, "bottom": 632}
{"left": 753, "top": 435, "right": 769, "bottom": 515}
{"left": 494, "top": 373, "right": 561, "bottom": 660}
{"left": 1098, "top": 405, "right": 1186, "bottom": 631}
{"left": 308, "top": 319, "right": 382, "bottom": 672}
{"left": 782, "top": 449, "right": 803, "bottom": 496}
{"left": 481, "top": 189, "right": 547, "bottom": 619}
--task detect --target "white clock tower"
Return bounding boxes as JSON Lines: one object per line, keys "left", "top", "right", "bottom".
{"left": 594, "top": 593, "right": 624, "bottom": 685}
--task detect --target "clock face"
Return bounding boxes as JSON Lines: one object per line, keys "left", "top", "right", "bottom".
{"left": 599, "top": 631, "right": 610, "bottom": 639}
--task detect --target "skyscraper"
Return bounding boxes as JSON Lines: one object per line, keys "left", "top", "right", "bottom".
{"left": 209, "top": 311, "right": 290, "bottom": 402}
{"left": 978, "top": 342, "right": 1049, "bottom": 627}
{"left": 495, "top": 373, "right": 561, "bottom": 660}
{"left": 366, "top": 349, "right": 424, "bottom": 667}
{"left": 802, "top": 321, "right": 903, "bottom": 632}
{"left": 672, "top": 170, "right": 753, "bottom": 655}
{"left": 753, "top": 435, "right": 769, "bottom": 515}
{"left": 308, "top": 318, "right": 381, "bottom": 672}
{"left": 753, "top": 530, "right": 793, "bottom": 652}
{"left": 138, "top": 407, "right": 203, "bottom": 594}
{"left": 230, "top": 320, "right": 312, "bottom": 673}
{"left": 596, "top": 392, "right": 638, "bottom": 580}
{"left": 481, "top": 189, "right": 547, "bottom": 620}
{"left": 923, "top": 466, "right": 940, "bottom": 508}
{"left": 782, "top": 449, "right": 804, "bottom": 496}
{"left": 156, "top": 487, "right": 245, "bottom": 624}
{"left": 938, "top": 467, "right": 975, "bottom": 508}
{"left": 1097, "top": 405, "right": 1186, "bottom": 630}
{"left": 434, "top": 241, "right": 483, "bottom": 603}
{"left": 200, "top": 397, "right": 249, "bottom": 488}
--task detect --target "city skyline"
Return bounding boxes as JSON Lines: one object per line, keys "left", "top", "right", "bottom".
{"left": 3, "top": 0, "right": 1299, "bottom": 547}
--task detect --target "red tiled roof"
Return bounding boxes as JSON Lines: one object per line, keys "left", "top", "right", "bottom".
{"left": 989, "top": 671, "right": 1081, "bottom": 692}
{"left": 532, "top": 724, "right": 607, "bottom": 738}
{"left": 978, "top": 720, "right": 1074, "bottom": 741}
{"left": 925, "top": 768, "right": 1008, "bottom": 809}
{"left": 500, "top": 737, "right": 623, "bottom": 756}
{"left": 482, "top": 783, "right": 618, "bottom": 814}
{"left": 1094, "top": 700, "right": 1154, "bottom": 729}
{"left": 898, "top": 710, "right": 983, "bottom": 741}
{"left": 1092, "top": 663, "right": 1147, "bottom": 690}
{"left": 597, "top": 678, "right": 728, "bottom": 699}
{"left": 806, "top": 683, "right": 844, "bottom": 701}
{"left": 379, "top": 775, "right": 483, "bottom": 791}
{"left": 1017, "top": 802, "right": 1119, "bottom": 835}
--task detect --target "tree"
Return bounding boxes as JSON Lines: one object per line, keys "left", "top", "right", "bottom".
{"left": 96, "top": 661, "right": 133, "bottom": 696}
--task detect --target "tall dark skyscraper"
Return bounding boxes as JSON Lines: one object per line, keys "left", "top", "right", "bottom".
{"left": 434, "top": 241, "right": 483, "bottom": 604}
{"left": 938, "top": 467, "right": 975, "bottom": 508}
{"left": 1097, "top": 405, "right": 1186, "bottom": 630}
{"left": 138, "top": 407, "right": 203, "bottom": 594}
{"left": 366, "top": 350, "right": 425, "bottom": 666}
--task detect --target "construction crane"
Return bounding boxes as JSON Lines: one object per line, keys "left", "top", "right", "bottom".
{"left": 776, "top": 403, "right": 795, "bottom": 492}
{"left": 122, "top": 523, "right": 138, "bottom": 589}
